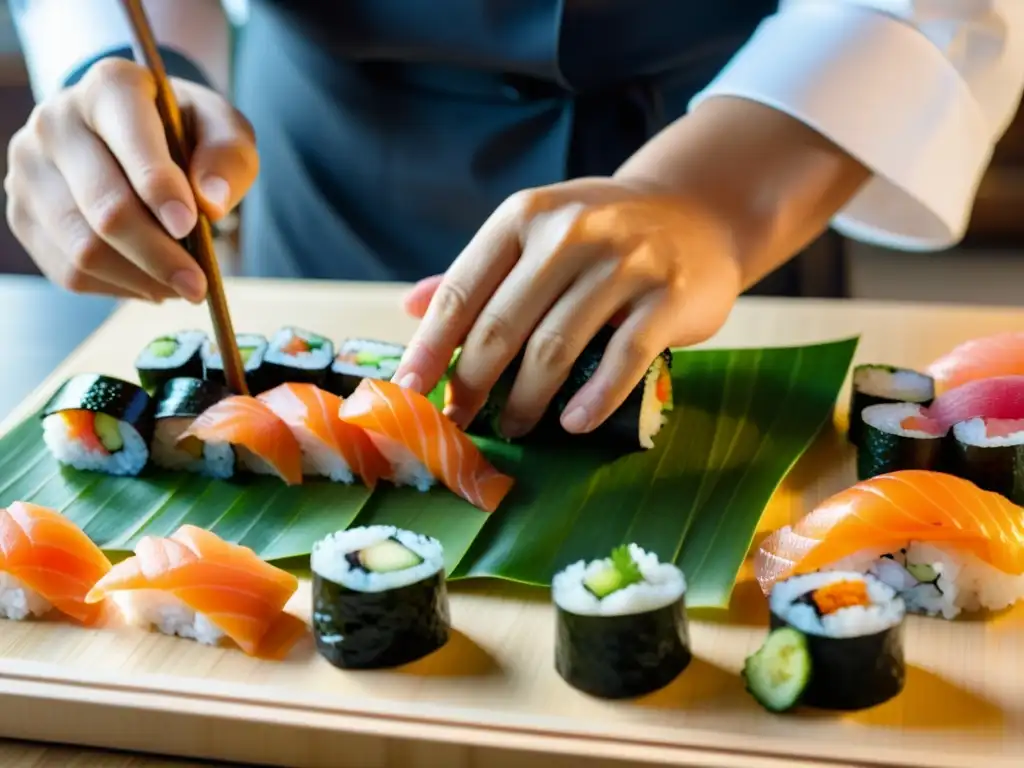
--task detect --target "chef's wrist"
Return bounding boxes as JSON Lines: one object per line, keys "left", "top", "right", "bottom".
{"left": 615, "top": 96, "right": 870, "bottom": 289}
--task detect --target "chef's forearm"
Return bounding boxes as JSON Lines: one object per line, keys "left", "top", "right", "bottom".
{"left": 10, "top": 0, "right": 231, "bottom": 101}
{"left": 615, "top": 96, "right": 870, "bottom": 291}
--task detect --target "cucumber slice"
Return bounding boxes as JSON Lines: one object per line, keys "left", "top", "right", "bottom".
{"left": 906, "top": 563, "right": 938, "bottom": 583}
{"left": 148, "top": 338, "right": 177, "bottom": 358}
{"left": 238, "top": 346, "right": 256, "bottom": 365}
{"left": 583, "top": 566, "right": 626, "bottom": 598}
{"left": 358, "top": 539, "right": 423, "bottom": 573}
{"left": 93, "top": 413, "right": 124, "bottom": 453}
{"left": 742, "top": 627, "right": 811, "bottom": 713}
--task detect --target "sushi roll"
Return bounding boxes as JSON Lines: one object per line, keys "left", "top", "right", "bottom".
{"left": 310, "top": 526, "right": 450, "bottom": 669}
{"left": 848, "top": 364, "right": 934, "bottom": 447}
{"left": 41, "top": 373, "right": 155, "bottom": 476}
{"left": 467, "top": 325, "right": 673, "bottom": 452}
{"left": 552, "top": 544, "right": 691, "bottom": 699}
{"left": 856, "top": 402, "right": 949, "bottom": 480}
{"left": 327, "top": 338, "right": 406, "bottom": 396}
{"left": 150, "top": 377, "right": 235, "bottom": 479}
{"left": 744, "top": 571, "right": 906, "bottom": 712}
{"left": 201, "top": 333, "right": 269, "bottom": 393}
{"left": 949, "top": 417, "right": 1024, "bottom": 504}
{"left": 86, "top": 524, "right": 302, "bottom": 657}
{"left": 134, "top": 330, "right": 207, "bottom": 394}
{"left": 262, "top": 326, "right": 335, "bottom": 389}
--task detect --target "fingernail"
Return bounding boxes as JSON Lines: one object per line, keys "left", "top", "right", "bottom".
{"left": 159, "top": 201, "right": 195, "bottom": 240}
{"left": 199, "top": 176, "right": 231, "bottom": 213}
{"left": 561, "top": 405, "right": 589, "bottom": 433}
{"left": 396, "top": 372, "right": 423, "bottom": 392}
{"left": 170, "top": 269, "right": 206, "bottom": 302}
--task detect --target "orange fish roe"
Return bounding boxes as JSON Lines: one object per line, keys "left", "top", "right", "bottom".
{"left": 811, "top": 580, "right": 870, "bottom": 615}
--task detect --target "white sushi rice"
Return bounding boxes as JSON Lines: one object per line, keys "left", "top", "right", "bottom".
{"left": 112, "top": 590, "right": 225, "bottom": 646}
{"left": 826, "top": 542, "right": 1024, "bottom": 619}
{"left": 953, "top": 417, "right": 1024, "bottom": 447}
{"left": 151, "top": 417, "right": 235, "bottom": 479}
{"left": 311, "top": 525, "right": 445, "bottom": 592}
{"left": 332, "top": 339, "right": 404, "bottom": 379}
{"left": 862, "top": 402, "right": 945, "bottom": 438}
{"left": 237, "top": 446, "right": 285, "bottom": 479}
{"left": 42, "top": 412, "right": 149, "bottom": 476}
{"left": 0, "top": 573, "right": 52, "bottom": 620}
{"left": 366, "top": 433, "right": 434, "bottom": 492}
{"left": 265, "top": 327, "right": 334, "bottom": 369}
{"left": 134, "top": 330, "right": 206, "bottom": 371}
{"left": 552, "top": 544, "right": 686, "bottom": 617}
{"left": 289, "top": 425, "right": 355, "bottom": 484}
{"left": 769, "top": 571, "right": 905, "bottom": 637}
{"left": 854, "top": 366, "right": 933, "bottom": 401}
{"left": 638, "top": 358, "right": 670, "bottom": 450}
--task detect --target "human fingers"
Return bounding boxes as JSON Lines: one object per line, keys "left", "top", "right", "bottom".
{"left": 402, "top": 274, "right": 444, "bottom": 319}
{"left": 391, "top": 192, "right": 528, "bottom": 395}
{"left": 184, "top": 82, "right": 259, "bottom": 220}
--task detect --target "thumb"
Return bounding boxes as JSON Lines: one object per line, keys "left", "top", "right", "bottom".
{"left": 183, "top": 84, "right": 259, "bottom": 221}
{"left": 402, "top": 274, "right": 444, "bottom": 318}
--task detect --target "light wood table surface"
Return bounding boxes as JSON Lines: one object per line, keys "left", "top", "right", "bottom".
{"left": 1, "top": 279, "right": 1023, "bottom": 768}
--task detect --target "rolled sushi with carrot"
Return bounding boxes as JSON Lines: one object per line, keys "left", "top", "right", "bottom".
{"left": 41, "top": 373, "right": 155, "bottom": 476}
{"left": 150, "top": 377, "right": 235, "bottom": 479}
{"left": 552, "top": 544, "right": 691, "bottom": 699}
{"left": 847, "top": 364, "right": 935, "bottom": 447}
{"left": 310, "top": 525, "right": 450, "bottom": 669}
{"left": 262, "top": 326, "right": 334, "bottom": 389}
{"left": 856, "top": 402, "right": 949, "bottom": 480}
{"left": 327, "top": 338, "right": 406, "bottom": 396}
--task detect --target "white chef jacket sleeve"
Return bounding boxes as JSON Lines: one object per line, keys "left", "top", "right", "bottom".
{"left": 689, "top": 0, "right": 1024, "bottom": 251}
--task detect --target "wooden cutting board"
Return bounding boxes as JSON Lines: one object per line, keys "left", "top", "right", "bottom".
{"left": 0, "top": 279, "right": 1021, "bottom": 768}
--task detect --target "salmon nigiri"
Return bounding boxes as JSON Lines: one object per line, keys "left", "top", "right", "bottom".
{"left": 86, "top": 524, "right": 304, "bottom": 657}
{"left": 256, "top": 383, "right": 390, "bottom": 487}
{"left": 927, "top": 332, "right": 1024, "bottom": 392}
{"left": 338, "top": 379, "right": 515, "bottom": 513}
{"left": 0, "top": 501, "right": 112, "bottom": 624}
{"left": 179, "top": 395, "right": 303, "bottom": 485}
{"left": 754, "top": 470, "right": 1024, "bottom": 598}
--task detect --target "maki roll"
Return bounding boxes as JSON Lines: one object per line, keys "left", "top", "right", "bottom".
{"left": 134, "top": 330, "right": 206, "bottom": 394}
{"left": 41, "top": 373, "right": 155, "bottom": 476}
{"left": 949, "top": 417, "right": 1024, "bottom": 504}
{"left": 201, "top": 333, "right": 268, "bottom": 393}
{"left": 857, "top": 402, "right": 948, "bottom": 480}
{"left": 262, "top": 327, "right": 334, "bottom": 389}
{"left": 310, "top": 526, "right": 450, "bottom": 669}
{"left": 552, "top": 544, "right": 690, "bottom": 699}
{"left": 327, "top": 338, "right": 405, "bottom": 396}
{"left": 848, "top": 364, "right": 934, "bottom": 446}
{"left": 150, "top": 377, "right": 235, "bottom": 479}
{"left": 744, "top": 571, "right": 906, "bottom": 712}
{"left": 469, "top": 325, "right": 673, "bottom": 453}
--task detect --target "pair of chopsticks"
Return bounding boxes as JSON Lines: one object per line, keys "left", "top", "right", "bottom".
{"left": 119, "top": 0, "right": 249, "bottom": 396}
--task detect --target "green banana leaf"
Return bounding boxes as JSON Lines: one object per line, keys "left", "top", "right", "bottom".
{"left": 0, "top": 336, "right": 857, "bottom": 609}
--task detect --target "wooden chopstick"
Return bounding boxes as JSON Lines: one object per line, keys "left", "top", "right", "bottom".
{"left": 118, "top": 0, "right": 250, "bottom": 396}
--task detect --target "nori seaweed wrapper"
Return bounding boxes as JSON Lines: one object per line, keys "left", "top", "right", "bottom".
{"left": 950, "top": 439, "right": 1024, "bottom": 505}
{"left": 154, "top": 377, "right": 231, "bottom": 420}
{"left": 134, "top": 331, "right": 206, "bottom": 394}
{"left": 467, "top": 325, "right": 673, "bottom": 453}
{"left": 847, "top": 364, "right": 934, "bottom": 447}
{"left": 857, "top": 422, "right": 947, "bottom": 480}
{"left": 768, "top": 609, "right": 905, "bottom": 711}
{"left": 312, "top": 569, "right": 450, "bottom": 670}
{"left": 554, "top": 598, "right": 691, "bottom": 699}
{"left": 42, "top": 373, "right": 155, "bottom": 441}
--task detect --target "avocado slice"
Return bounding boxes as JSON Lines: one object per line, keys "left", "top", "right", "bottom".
{"left": 148, "top": 338, "right": 178, "bottom": 358}
{"left": 583, "top": 565, "right": 627, "bottom": 599}
{"left": 358, "top": 539, "right": 424, "bottom": 573}
{"left": 93, "top": 413, "right": 123, "bottom": 453}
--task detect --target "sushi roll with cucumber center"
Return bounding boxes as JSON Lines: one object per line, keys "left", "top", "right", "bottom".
{"left": 328, "top": 338, "right": 406, "bottom": 396}
{"left": 135, "top": 330, "right": 207, "bottom": 394}
{"left": 857, "top": 402, "right": 948, "bottom": 480}
{"left": 745, "top": 571, "right": 906, "bottom": 712}
{"left": 553, "top": 544, "right": 691, "bottom": 699}
{"left": 41, "top": 373, "right": 154, "bottom": 476}
{"left": 263, "top": 327, "right": 334, "bottom": 389}
{"left": 311, "top": 526, "right": 450, "bottom": 669}
{"left": 848, "top": 364, "right": 934, "bottom": 446}
{"left": 150, "top": 377, "right": 235, "bottom": 479}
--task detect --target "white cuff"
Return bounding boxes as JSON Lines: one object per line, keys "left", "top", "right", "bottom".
{"left": 689, "top": 2, "right": 1007, "bottom": 251}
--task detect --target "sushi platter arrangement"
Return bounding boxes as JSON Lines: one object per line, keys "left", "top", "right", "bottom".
{"left": 0, "top": 283, "right": 1020, "bottom": 768}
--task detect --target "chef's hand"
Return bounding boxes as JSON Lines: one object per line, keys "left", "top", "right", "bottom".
{"left": 4, "top": 58, "right": 258, "bottom": 303}
{"left": 393, "top": 177, "right": 742, "bottom": 438}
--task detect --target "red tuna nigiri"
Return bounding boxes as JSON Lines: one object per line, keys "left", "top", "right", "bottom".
{"left": 338, "top": 379, "right": 515, "bottom": 513}
{"left": 754, "top": 470, "right": 1024, "bottom": 595}
{"left": 180, "top": 395, "right": 303, "bottom": 485}
{"left": 927, "top": 332, "right": 1024, "bottom": 392}
{"left": 924, "top": 375, "right": 1024, "bottom": 431}
{"left": 0, "top": 501, "right": 112, "bottom": 624}
{"left": 257, "top": 383, "right": 390, "bottom": 488}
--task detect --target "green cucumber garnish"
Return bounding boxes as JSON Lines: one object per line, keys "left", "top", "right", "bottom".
{"left": 742, "top": 627, "right": 811, "bottom": 713}
{"left": 359, "top": 539, "right": 424, "bottom": 573}
{"left": 93, "top": 413, "right": 124, "bottom": 453}
{"left": 148, "top": 337, "right": 177, "bottom": 358}
{"left": 583, "top": 545, "right": 644, "bottom": 598}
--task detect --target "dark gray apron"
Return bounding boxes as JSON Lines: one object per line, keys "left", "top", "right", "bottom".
{"left": 233, "top": 1, "right": 798, "bottom": 292}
